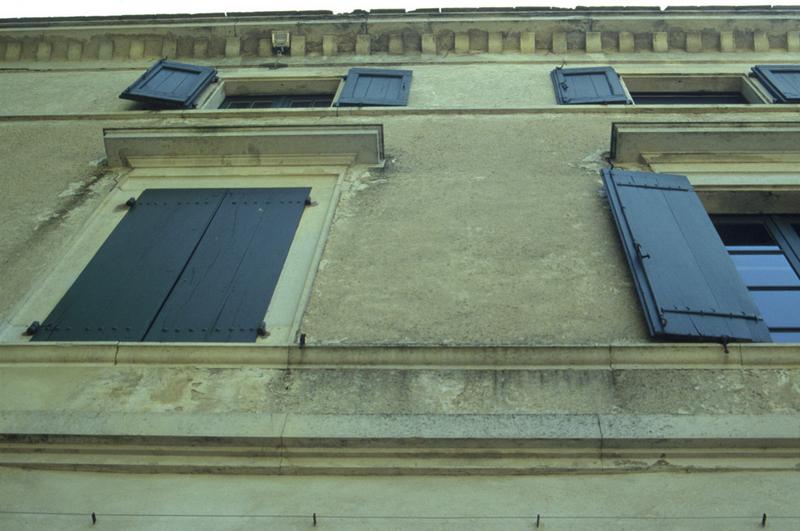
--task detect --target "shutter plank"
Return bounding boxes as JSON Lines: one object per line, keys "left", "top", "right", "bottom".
{"left": 33, "top": 189, "right": 225, "bottom": 342}
{"left": 337, "top": 68, "right": 412, "bottom": 106}
{"left": 145, "top": 188, "right": 310, "bottom": 342}
{"left": 602, "top": 169, "right": 771, "bottom": 342}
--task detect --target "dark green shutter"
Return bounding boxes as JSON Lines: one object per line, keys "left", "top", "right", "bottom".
{"left": 119, "top": 59, "right": 217, "bottom": 109}
{"left": 337, "top": 68, "right": 412, "bottom": 106}
{"left": 145, "top": 188, "right": 310, "bottom": 342}
{"left": 33, "top": 189, "right": 226, "bottom": 341}
{"left": 602, "top": 168, "right": 771, "bottom": 342}
{"left": 751, "top": 65, "right": 800, "bottom": 103}
{"left": 551, "top": 67, "right": 630, "bottom": 104}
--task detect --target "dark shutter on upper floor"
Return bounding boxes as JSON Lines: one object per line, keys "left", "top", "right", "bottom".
{"left": 32, "top": 188, "right": 308, "bottom": 343}
{"left": 337, "top": 68, "right": 412, "bottom": 106}
{"left": 601, "top": 168, "right": 771, "bottom": 342}
{"left": 551, "top": 67, "right": 630, "bottom": 104}
{"left": 119, "top": 59, "right": 217, "bottom": 109}
{"left": 145, "top": 188, "right": 310, "bottom": 342}
{"left": 751, "top": 65, "right": 800, "bottom": 103}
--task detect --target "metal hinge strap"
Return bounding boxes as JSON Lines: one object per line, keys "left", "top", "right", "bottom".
{"left": 661, "top": 308, "right": 762, "bottom": 321}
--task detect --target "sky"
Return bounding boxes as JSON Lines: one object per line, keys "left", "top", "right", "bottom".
{"left": 2, "top": 0, "right": 798, "bottom": 20}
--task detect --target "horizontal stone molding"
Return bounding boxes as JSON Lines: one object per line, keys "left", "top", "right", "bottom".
{"left": 1, "top": 342, "right": 798, "bottom": 368}
{"left": 3, "top": 9, "right": 800, "bottom": 61}
{"left": 0, "top": 413, "right": 797, "bottom": 474}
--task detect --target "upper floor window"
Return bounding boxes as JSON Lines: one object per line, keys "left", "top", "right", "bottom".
{"left": 121, "top": 61, "right": 413, "bottom": 109}
{"left": 551, "top": 66, "right": 785, "bottom": 105}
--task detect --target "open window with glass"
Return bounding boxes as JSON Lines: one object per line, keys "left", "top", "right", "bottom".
{"left": 712, "top": 216, "right": 800, "bottom": 342}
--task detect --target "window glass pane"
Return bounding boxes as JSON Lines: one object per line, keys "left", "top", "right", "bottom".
{"left": 251, "top": 100, "right": 277, "bottom": 108}
{"left": 750, "top": 290, "right": 800, "bottom": 328}
{"left": 769, "top": 331, "right": 800, "bottom": 343}
{"left": 224, "top": 101, "right": 252, "bottom": 109}
{"left": 714, "top": 222, "right": 780, "bottom": 251}
{"left": 793, "top": 224, "right": 800, "bottom": 237}
{"left": 730, "top": 254, "right": 800, "bottom": 287}
{"left": 631, "top": 92, "right": 748, "bottom": 104}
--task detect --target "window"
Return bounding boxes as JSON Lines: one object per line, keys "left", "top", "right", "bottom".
{"left": 220, "top": 94, "right": 334, "bottom": 109}
{"left": 712, "top": 216, "right": 800, "bottom": 342}
{"left": 623, "top": 74, "right": 767, "bottom": 104}
{"left": 200, "top": 68, "right": 412, "bottom": 109}
{"left": 202, "top": 77, "right": 341, "bottom": 110}
{"left": 4, "top": 125, "right": 384, "bottom": 346}
{"left": 30, "top": 188, "right": 309, "bottom": 343}
{"left": 551, "top": 67, "right": 779, "bottom": 105}
{"left": 602, "top": 168, "right": 771, "bottom": 343}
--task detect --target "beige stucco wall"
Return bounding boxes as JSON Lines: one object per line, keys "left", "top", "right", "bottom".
{"left": 1, "top": 8, "right": 799, "bottom": 529}
{"left": 2, "top": 468, "right": 799, "bottom": 530}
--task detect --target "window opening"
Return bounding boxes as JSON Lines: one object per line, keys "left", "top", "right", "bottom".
{"left": 220, "top": 94, "right": 334, "bottom": 109}
{"left": 713, "top": 216, "right": 800, "bottom": 342}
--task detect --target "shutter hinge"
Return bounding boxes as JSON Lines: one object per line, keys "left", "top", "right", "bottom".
{"left": 125, "top": 197, "right": 137, "bottom": 208}
{"left": 720, "top": 336, "right": 730, "bottom": 354}
{"left": 257, "top": 322, "right": 269, "bottom": 337}
{"left": 304, "top": 197, "right": 315, "bottom": 207}
{"left": 24, "top": 321, "right": 41, "bottom": 336}
{"left": 661, "top": 307, "right": 762, "bottom": 322}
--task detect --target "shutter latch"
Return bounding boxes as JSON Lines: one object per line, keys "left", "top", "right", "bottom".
{"left": 634, "top": 242, "right": 650, "bottom": 260}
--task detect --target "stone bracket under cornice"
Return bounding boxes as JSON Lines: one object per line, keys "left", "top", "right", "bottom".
{"left": 3, "top": 12, "right": 800, "bottom": 62}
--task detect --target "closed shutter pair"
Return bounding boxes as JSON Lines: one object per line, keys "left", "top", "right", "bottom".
{"left": 120, "top": 60, "right": 412, "bottom": 108}
{"left": 553, "top": 65, "right": 800, "bottom": 104}
{"left": 33, "top": 188, "right": 309, "bottom": 343}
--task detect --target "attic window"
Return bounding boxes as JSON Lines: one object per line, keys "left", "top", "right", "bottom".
{"left": 623, "top": 75, "right": 768, "bottom": 104}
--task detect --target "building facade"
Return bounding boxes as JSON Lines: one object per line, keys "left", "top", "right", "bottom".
{"left": 0, "top": 6, "right": 798, "bottom": 529}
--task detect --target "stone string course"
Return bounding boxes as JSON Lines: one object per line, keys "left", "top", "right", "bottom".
{"left": 2, "top": 8, "right": 800, "bottom": 61}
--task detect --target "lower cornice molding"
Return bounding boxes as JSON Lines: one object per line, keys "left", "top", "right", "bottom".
{"left": 1, "top": 413, "right": 798, "bottom": 475}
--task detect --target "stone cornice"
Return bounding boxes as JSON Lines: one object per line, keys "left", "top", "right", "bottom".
{"left": 2, "top": 8, "right": 800, "bottom": 62}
